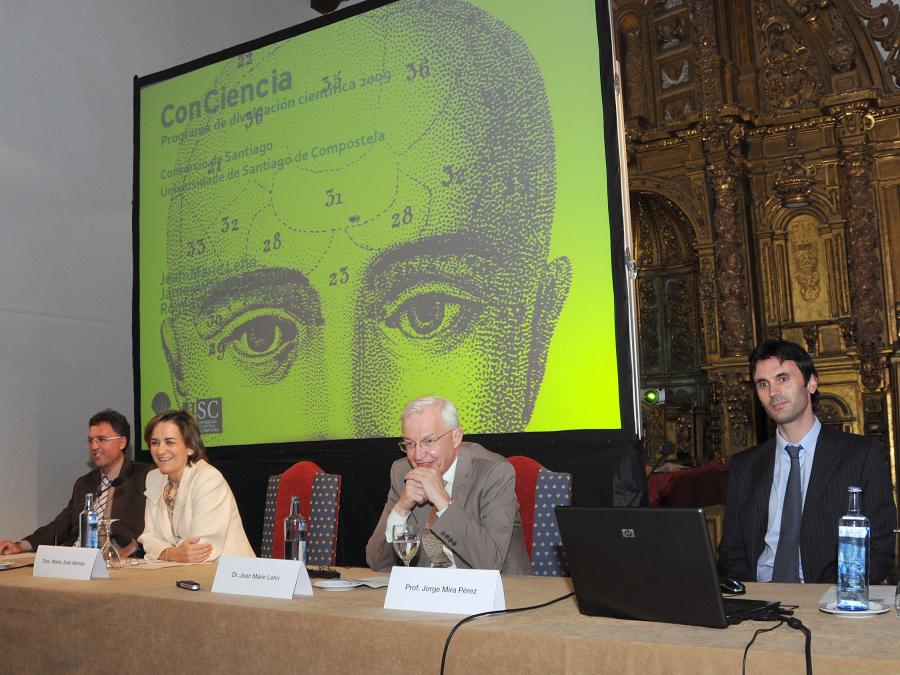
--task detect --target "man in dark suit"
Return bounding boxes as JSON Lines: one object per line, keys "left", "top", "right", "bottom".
{"left": 366, "top": 395, "right": 530, "bottom": 574}
{"left": 0, "top": 409, "right": 152, "bottom": 557}
{"left": 718, "top": 341, "right": 896, "bottom": 583}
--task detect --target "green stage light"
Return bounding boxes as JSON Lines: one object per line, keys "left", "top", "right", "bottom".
{"left": 640, "top": 388, "right": 665, "bottom": 406}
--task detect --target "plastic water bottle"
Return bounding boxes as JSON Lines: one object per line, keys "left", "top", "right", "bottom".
{"left": 283, "top": 496, "right": 307, "bottom": 564}
{"left": 79, "top": 493, "right": 100, "bottom": 548}
{"left": 836, "top": 486, "right": 869, "bottom": 611}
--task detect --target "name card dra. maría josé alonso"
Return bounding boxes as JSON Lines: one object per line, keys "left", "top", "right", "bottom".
{"left": 384, "top": 566, "right": 505, "bottom": 615}
{"left": 33, "top": 545, "right": 108, "bottom": 580}
{"left": 212, "top": 556, "right": 313, "bottom": 599}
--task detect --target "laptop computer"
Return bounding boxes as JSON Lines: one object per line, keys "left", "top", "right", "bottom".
{"left": 556, "top": 506, "right": 779, "bottom": 629}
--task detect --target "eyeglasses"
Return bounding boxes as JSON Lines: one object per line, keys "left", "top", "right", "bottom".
{"left": 398, "top": 428, "right": 457, "bottom": 453}
{"left": 86, "top": 435, "right": 124, "bottom": 446}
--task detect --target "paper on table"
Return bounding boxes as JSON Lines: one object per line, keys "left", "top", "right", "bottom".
{"left": 121, "top": 559, "right": 197, "bottom": 569}
{"left": 0, "top": 553, "right": 35, "bottom": 570}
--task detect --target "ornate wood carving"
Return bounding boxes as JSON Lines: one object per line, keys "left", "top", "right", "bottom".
{"left": 688, "top": 0, "right": 718, "bottom": 61}
{"left": 705, "top": 376, "right": 724, "bottom": 461}
{"left": 620, "top": 11, "right": 650, "bottom": 123}
{"left": 784, "top": 0, "right": 829, "bottom": 23}
{"left": 699, "top": 254, "right": 719, "bottom": 356}
{"left": 655, "top": 13, "right": 687, "bottom": 51}
{"left": 639, "top": 278, "right": 662, "bottom": 372}
{"left": 708, "top": 163, "right": 753, "bottom": 356}
{"left": 844, "top": 0, "right": 900, "bottom": 89}
{"left": 667, "top": 278, "right": 697, "bottom": 369}
{"left": 825, "top": 6, "right": 857, "bottom": 74}
{"left": 755, "top": 0, "right": 824, "bottom": 111}
{"left": 613, "top": 0, "right": 899, "bottom": 463}
{"left": 773, "top": 154, "right": 817, "bottom": 207}
{"left": 718, "top": 369, "right": 752, "bottom": 452}
{"left": 862, "top": 391, "right": 891, "bottom": 464}
{"left": 838, "top": 135, "right": 887, "bottom": 390}
{"left": 802, "top": 323, "right": 819, "bottom": 355}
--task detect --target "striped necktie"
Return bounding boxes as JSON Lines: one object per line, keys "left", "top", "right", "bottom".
{"left": 422, "top": 480, "right": 452, "bottom": 568}
{"left": 422, "top": 505, "right": 452, "bottom": 568}
{"left": 95, "top": 476, "right": 112, "bottom": 518}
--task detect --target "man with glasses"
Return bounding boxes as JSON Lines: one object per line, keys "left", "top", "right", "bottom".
{"left": 0, "top": 409, "right": 152, "bottom": 557}
{"left": 366, "top": 396, "right": 530, "bottom": 574}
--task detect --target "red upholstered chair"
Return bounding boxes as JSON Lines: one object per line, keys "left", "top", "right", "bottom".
{"left": 259, "top": 461, "right": 341, "bottom": 565}
{"left": 508, "top": 455, "right": 573, "bottom": 576}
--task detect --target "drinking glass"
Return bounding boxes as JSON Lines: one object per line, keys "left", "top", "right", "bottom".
{"left": 392, "top": 524, "right": 419, "bottom": 567}
{"left": 99, "top": 518, "right": 122, "bottom": 569}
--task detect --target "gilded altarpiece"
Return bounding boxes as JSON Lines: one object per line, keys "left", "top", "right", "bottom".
{"left": 613, "top": 0, "right": 899, "bottom": 496}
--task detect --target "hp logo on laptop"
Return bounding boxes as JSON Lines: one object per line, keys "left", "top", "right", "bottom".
{"left": 621, "top": 529, "right": 636, "bottom": 538}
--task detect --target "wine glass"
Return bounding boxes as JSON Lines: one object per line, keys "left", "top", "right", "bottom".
{"left": 99, "top": 518, "right": 121, "bottom": 569}
{"left": 392, "top": 524, "right": 419, "bottom": 567}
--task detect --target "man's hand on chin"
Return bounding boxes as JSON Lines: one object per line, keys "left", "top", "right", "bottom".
{"left": 395, "top": 477, "right": 427, "bottom": 517}
{"left": 405, "top": 467, "right": 451, "bottom": 511}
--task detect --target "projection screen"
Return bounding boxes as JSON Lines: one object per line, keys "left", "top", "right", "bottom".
{"left": 134, "top": 0, "right": 637, "bottom": 447}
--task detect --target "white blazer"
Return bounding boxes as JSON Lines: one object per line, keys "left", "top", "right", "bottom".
{"left": 139, "top": 459, "right": 254, "bottom": 560}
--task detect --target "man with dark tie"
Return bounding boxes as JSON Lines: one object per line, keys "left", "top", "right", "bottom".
{"left": 717, "top": 340, "right": 896, "bottom": 583}
{"left": 366, "top": 395, "right": 530, "bottom": 574}
{"left": 0, "top": 409, "right": 152, "bottom": 557}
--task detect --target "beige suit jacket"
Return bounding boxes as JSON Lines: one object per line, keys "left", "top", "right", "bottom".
{"left": 366, "top": 442, "right": 531, "bottom": 574}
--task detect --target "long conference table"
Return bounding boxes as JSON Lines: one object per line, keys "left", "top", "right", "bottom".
{"left": 1, "top": 561, "right": 899, "bottom": 674}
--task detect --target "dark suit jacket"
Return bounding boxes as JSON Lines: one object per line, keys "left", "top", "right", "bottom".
{"left": 717, "top": 426, "right": 896, "bottom": 583}
{"left": 23, "top": 459, "right": 152, "bottom": 550}
{"left": 365, "top": 442, "right": 531, "bottom": 574}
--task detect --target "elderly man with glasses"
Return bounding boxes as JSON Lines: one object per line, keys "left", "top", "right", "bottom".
{"left": 0, "top": 409, "right": 152, "bottom": 557}
{"left": 366, "top": 396, "right": 530, "bottom": 574}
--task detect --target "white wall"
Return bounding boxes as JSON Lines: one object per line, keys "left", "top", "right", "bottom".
{"left": 0, "top": 0, "right": 362, "bottom": 538}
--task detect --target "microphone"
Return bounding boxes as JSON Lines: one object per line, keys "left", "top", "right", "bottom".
{"left": 629, "top": 440, "right": 677, "bottom": 507}
{"left": 649, "top": 440, "right": 677, "bottom": 476}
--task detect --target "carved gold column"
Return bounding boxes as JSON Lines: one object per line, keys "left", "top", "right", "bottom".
{"left": 707, "top": 162, "right": 754, "bottom": 357}
{"left": 704, "top": 150, "right": 757, "bottom": 456}
{"left": 619, "top": 11, "right": 648, "bottom": 124}
{"left": 688, "top": 0, "right": 721, "bottom": 107}
{"left": 828, "top": 96, "right": 891, "bottom": 458}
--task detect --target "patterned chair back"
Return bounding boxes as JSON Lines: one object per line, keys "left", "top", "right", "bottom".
{"left": 260, "top": 461, "right": 341, "bottom": 565}
{"left": 508, "top": 455, "right": 573, "bottom": 576}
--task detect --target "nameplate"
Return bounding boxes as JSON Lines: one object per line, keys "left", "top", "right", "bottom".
{"left": 33, "top": 545, "right": 108, "bottom": 580}
{"left": 384, "top": 567, "right": 505, "bottom": 615}
{"left": 211, "top": 557, "right": 312, "bottom": 599}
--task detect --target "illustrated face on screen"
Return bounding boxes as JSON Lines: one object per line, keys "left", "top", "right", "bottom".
{"left": 157, "top": 0, "right": 571, "bottom": 440}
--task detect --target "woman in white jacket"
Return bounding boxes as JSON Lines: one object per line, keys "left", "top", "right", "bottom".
{"left": 139, "top": 410, "right": 254, "bottom": 562}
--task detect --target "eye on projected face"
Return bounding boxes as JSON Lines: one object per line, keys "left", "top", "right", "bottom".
{"left": 158, "top": 0, "right": 571, "bottom": 440}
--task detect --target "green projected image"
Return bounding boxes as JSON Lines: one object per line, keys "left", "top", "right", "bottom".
{"left": 138, "top": 0, "right": 622, "bottom": 445}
